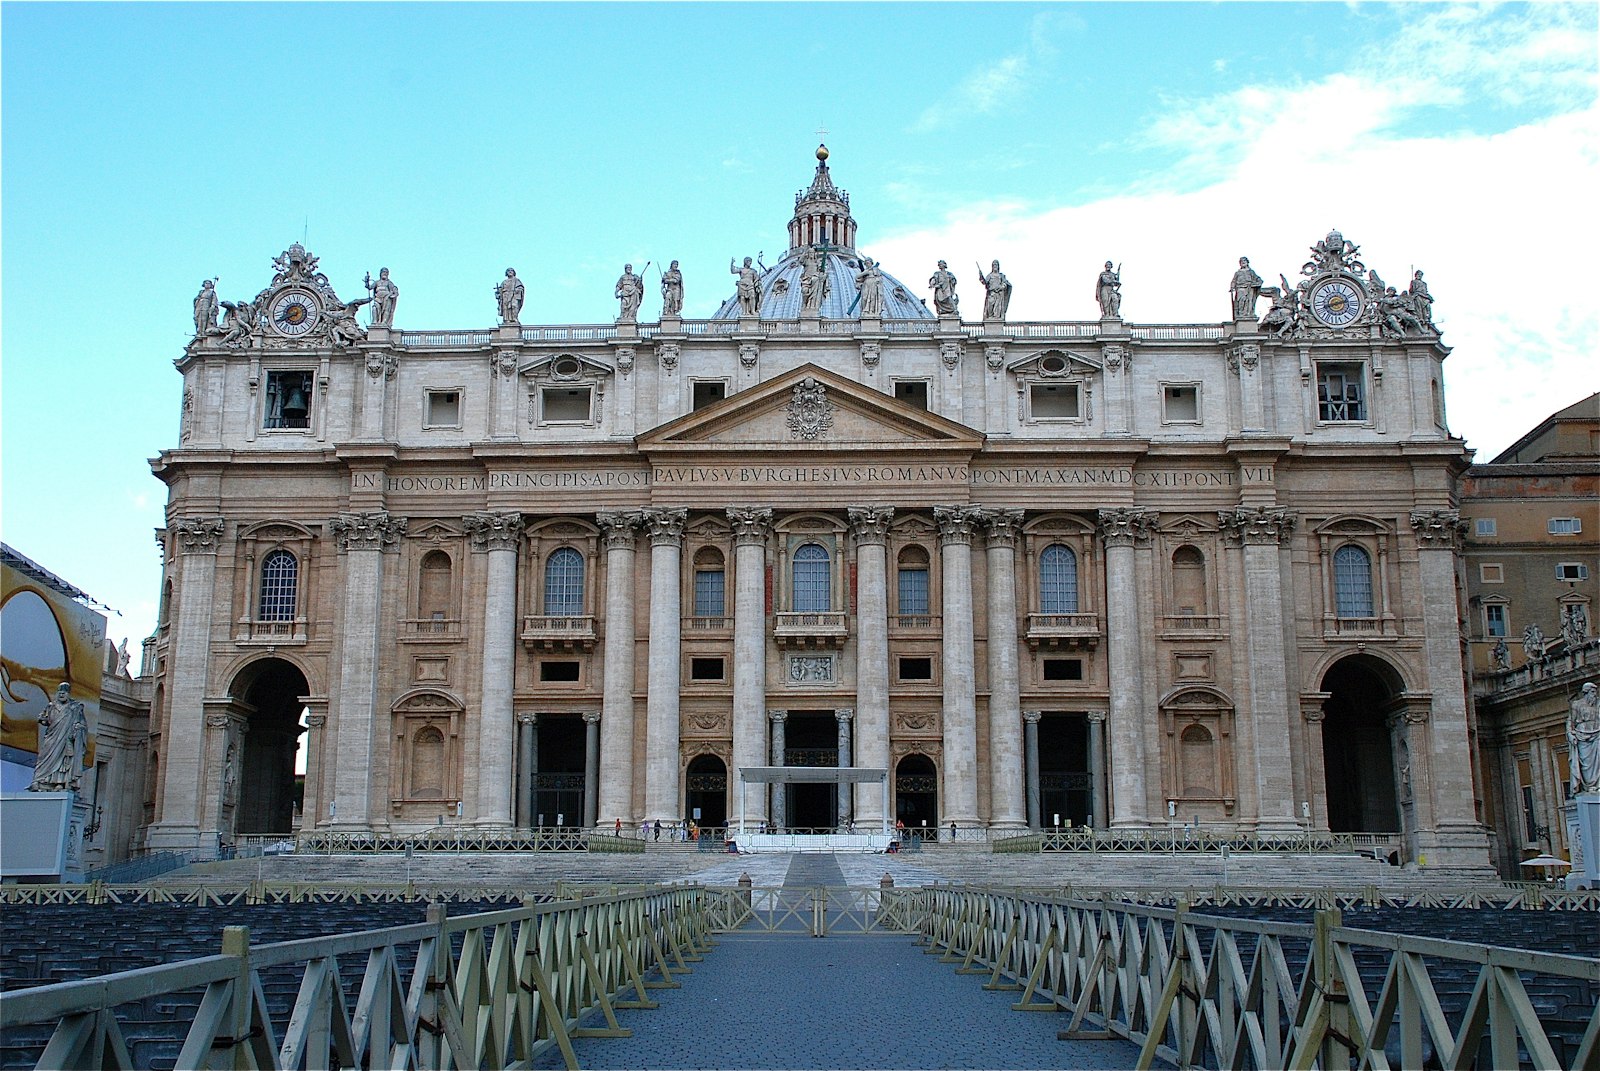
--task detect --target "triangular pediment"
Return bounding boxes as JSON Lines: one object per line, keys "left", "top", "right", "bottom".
{"left": 638, "top": 364, "right": 983, "bottom": 456}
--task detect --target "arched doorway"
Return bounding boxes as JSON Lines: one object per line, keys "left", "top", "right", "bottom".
{"left": 1319, "top": 655, "right": 1403, "bottom": 835}
{"left": 685, "top": 754, "right": 728, "bottom": 828}
{"left": 229, "top": 658, "right": 308, "bottom": 835}
{"left": 895, "top": 754, "right": 938, "bottom": 839}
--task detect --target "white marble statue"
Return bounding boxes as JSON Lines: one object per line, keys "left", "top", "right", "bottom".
{"left": 326, "top": 299, "right": 368, "bottom": 346}
{"left": 1564, "top": 603, "right": 1590, "bottom": 649}
{"left": 929, "top": 260, "right": 959, "bottom": 315}
{"left": 1096, "top": 261, "right": 1121, "bottom": 318}
{"left": 1491, "top": 638, "right": 1511, "bottom": 670}
{"left": 615, "top": 263, "right": 645, "bottom": 322}
{"left": 221, "top": 741, "right": 238, "bottom": 808}
{"left": 1230, "top": 257, "right": 1263, "bottom": 319}
{"left": 978, "top": 259, "right": 1011, "bottom": 320}
{"left": 30, "top": 683, "right": 88, "bottom": 793}
{"left": 660, "top": 260, "right": 683, "bottom": 318}
{"left": 364, "top": 268, "right": 398, "bottom": 327}
{"left": 219, "top": 298, "right": 258, "bottom": 347}
{"left": 855, "top": 257, "right": 883, "bottom": 317}
{"left": 1523, "top": 623, "right": 1546, "bottom": 661}
{"left": 496, "top": 268, "right": 525, "bottom": 325}
{"left": 193, "top": 279, "right": 219, "bottom": 337}
{"left": 1570, "top": 682, "right": 1600, "bottom": 794}
{"left": 799, "top": 247, "right": 828, "bottom": 314}
{"left": 730, "top": 256, "right": 762, "bottom": 316}
{"left": 1408, "top": 270, "right": 1433, "bottom": 323}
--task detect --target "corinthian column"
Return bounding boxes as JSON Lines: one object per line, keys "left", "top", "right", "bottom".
{"left": 981, "top": 508, "right": 1027, "bottom": 830}
{"left": 146, "top": 518, "right": 225, "bottom": 851}
{"left": 465, "top": 511, "right": 522, "bottom": 826}
{"left": 847, "top": 506, "right": 894, "bottom": 828}
{"left": 935, "top": 506, "right": 981, "bottom": 827}
{"left": 1220, "top": 506, "right": 1300, "bottom": 832}
{"left": 329, "top": 511, "right": 407, "bottom": 830}
{"left": 1098, "top": 508, "right": 1154, "bottom": 828}
{"left": 728, "top": 507, "right": 774, "bottom": 830}
{"left": 642, "top": 507, "right": 687, "bottom": 823}
{"left": 597, "top": 511, "right": 641, "bottom": 825}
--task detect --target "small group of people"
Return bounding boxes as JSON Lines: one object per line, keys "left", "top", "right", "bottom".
{"left": 628, "top": 817, "right": 701, "bottom": 842}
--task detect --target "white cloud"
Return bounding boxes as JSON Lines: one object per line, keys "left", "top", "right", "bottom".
{"left": 912, "top": 13, "right": 1065, "bottom": 133}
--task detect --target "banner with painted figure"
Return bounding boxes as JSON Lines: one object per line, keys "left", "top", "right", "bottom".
{"left": 1, "top": 557, "right": 104, "bottom": 793}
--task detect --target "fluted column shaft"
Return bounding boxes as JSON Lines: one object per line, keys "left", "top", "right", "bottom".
{"left": 583, "top": 712, "right": 601, "bottom": 828}
{"left": 848, "top": 506, "right": 894, "bottom": 827}
{"left": 836, "top": 708, "right": 854, "bottom": 828}
{"left": 936, "top": 506, "right": 980, "bottom": 827}
{"left": 729, "top": 508, "right": 774, "bottom": 828}
{"left": 643, "top": 508, "right": 687, "bottom": 823}
{"left": 597, "top": 512, "right": 641, "bottom": 825}
{"left": 1099, "top": 509, "right": 1153, "bottom": 828}
{"left": 466, "top": 512, "right": 521, "bottom": 826}
{"left": 982, "top": 509, "right": 1027, "bottom": 829}
{"left": 770, "top": 711, "right": 788, "bottom": 829}
{"left": 1023, "top": 711, "right": 1042, "bottom": 830}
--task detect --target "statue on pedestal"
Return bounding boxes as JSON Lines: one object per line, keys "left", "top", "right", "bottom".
{"left": 1562, "top": 602, "right": 1588, "bottom": 649}
{"left": 799, "top": 247, "right": 828, "bottom": 314}
{"left": 660, "top": 260, "right": 684, "bottom": 318}
{"left": 978, "top": 259, "right": 1011, "bottom": 320}
{"left": 855, "top": 257, "right": 883, "bottom": 317}
{"left": 1408, "top": 270, "right": 1434, "bottom": 324}
{"left": 364, "top": 268, "right": 398, "bottom": 327}
{"left": 615, "top": 263, "right": 645, "bottom": 322}
{"left": 1569, "top": 682, "right": 1600, "bottom": 795}
{"left": 1523, "top": 623, "right": 1546, "bottom": 662}
{"left": 730, "top": 256, "right": 762, "bottom": 316}
{"left": 29, "top": 683, "right": 88, "bottom": 793}
{"left": 1095, "top": 261, "right": 1121, "bottom": 318}
{"left": 496, "top": 268, "right": 525, "bottom": 325}
{"left": 929, "top": 260, "right": 959, "bottom": 315}
{"left": 193, "top": 279, "right": 220, "bottom": 337}
{"left": 1230, "top": 257, "right": 1263, "bottom": 319}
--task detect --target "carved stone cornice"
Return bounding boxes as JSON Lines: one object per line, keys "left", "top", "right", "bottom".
{"left": 1022, "top": 710, "right": 1042, "bottom": 725}
{"left": 1410, "top": 509, "right": 1467, "bottom": 550}
{"left": 1096, "top": 508, "right": 1155, "bottom": 547}
{"left": 1227, "top": 343, "right": 1260, "bottom": 375}
{"left": 727, "top": 507, "right": 775, "bottom": 546}
{"left": 464, "top": 511, "right": 524, "bottom": 552}
{"left": 979, "top": 507, "right": 1026, "bottom": 547}
{"left": 641, "top": 507, "right": 688, "bottom": 546}
{"left": 330, "top": 511, "right": 407, "bottom": 552}
{"left": 172, "top": 517, "right": 226, "bottom": 553}
{"left": 846, "top": 506, "right": 894, "bottom": 545}
{"left": 583, "top": 711, "right": 602, "bottom": 725}
{"left": 934, "top": 505, "right": 981, "bottom": 545}
{"left": 596, "top": 511, "right": 642, "bottom": 550}
{"left": 656, "top": 341, "right": 680, "bottom": 372}
{"left": 1220, "top": 506, "right": 1296, "bottom": 546}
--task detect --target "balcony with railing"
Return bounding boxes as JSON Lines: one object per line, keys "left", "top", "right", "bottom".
{"left": 235, "top": 617, "right": 308, "bottom": 645}
{"left": 1025, "top": 612, "right": 1101, "bottom": 650}
{"left": 400, "top": 616, "right": 463, "bottom": 642}
{"left": 1159, "top": 613, "right": 1227, "bottom": 638}
{"left": 683, "top": 615, "right": 733, "bottom": 635}
{"left": 890, "top": 613, "right": 941, "bottom": 636}
{"left": 521, "top": 614, "right": 597, "bottom": 651}
{"left": 774, "top": 611, "right": 848, "bottom": 648}
{"left": 1322, "top": 614, "right": 1399, "bottom": 641}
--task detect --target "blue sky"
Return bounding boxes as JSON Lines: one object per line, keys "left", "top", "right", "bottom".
{"left": 3, "top": 2, "right": 1596, "bottom": 653}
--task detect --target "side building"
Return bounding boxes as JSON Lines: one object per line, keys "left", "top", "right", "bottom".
{"left": 143, "top": 148, "right": 1490, "bottom": 868}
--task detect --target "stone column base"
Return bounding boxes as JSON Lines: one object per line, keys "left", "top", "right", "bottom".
{"left": 1412, "top": 822, "right": 1494, "bottom": 869}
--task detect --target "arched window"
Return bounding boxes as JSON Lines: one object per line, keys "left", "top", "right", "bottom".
{"left": 1039, "top": 544, "right": 1079, "bottom": 614}
{"left": 1171, "top": 546, "right": 1207, "bottom": 615}
{"left": 792, "top": 543, "right": 831, "bottom": 613}
{"left": 412, "top": 727, "right": 445, "bottom": 799}
{"left": 418, "top": 551, "right": 453, "bottom": 626}
{"left": 543, "top": 548, "right": 585, "bottom": 616}
{"left": 257, "top": 550, "right": 298, "bottom": 621}
{"left": 897, "top": 546, "right": 930, "bottom": 617}
{"left": 1333, "top": 545, "right": 1374, "bottom": 618}
{"left": 693, "top": 547, "right": 726, "bottom": 618}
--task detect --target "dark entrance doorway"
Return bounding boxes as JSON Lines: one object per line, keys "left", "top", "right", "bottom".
{"left": 532, "top": 715, "right": 585, "bottom": 828}
{"left": 1040, "top": 712, "right": 1092, "bottom": 829}
{"left": 230, "top": 658, "right": 307, "bottom": 835}
{"left": 1320, "top": 656, "right": 1401, "bottom": 834}
{"left": 895, "top": 754, "right": 938, "bottom": 838}
{"left": 685, "top": 754, "right": 728, "bottom": 828}
{"left": 781, "top": 711, "right": 838, "bottom": 830}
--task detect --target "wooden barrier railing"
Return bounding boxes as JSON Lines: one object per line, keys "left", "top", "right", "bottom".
{"left": 916, "top": 886, "right": 1600, "bottom": 1070}
{"left": 0, "top": 886, "right": 714, "bottom": 1070}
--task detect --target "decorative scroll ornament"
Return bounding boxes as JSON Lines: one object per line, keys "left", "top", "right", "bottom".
{"left": 330, "top": 511, "right": 407, "bottom": 551}
{"left": 173, "top": 517, "right": 226, "bottom": 552}
{"left": 1409, "top": 508, "right": 1467, "bottom": 550}
{"left": 615, "top": 347, "right": 634, "bottom": 376}
{"left": 464, "top": 511, "right": 524, "bottom": 552}
{"left": 939, "top": 340, "right": 963, "bottom": 371}
{"left": 366, "top": 352, "right": 398, "bottom": 379}
{"left": 846, "top": 506, "right": 894, "bottom": 544}
{"left": 596, "top": 510, "right": 642, "bottom": 549}
{"left": 1102, "top": 343, "right": 1128, "bottom": 374}
{"left": 657, "top": 341, "right": 680, "bottom": 372}
{"left": 859, "top": 341, "right": 881, "bottom": 369}
{"left": 1220, "top": 506, "right": 1296, "bottom": 545}
{"left": 786, "top": 377, "right": 834, "bottom": 441}
{"left": 493, "top": 350, "right": 518, "bottom": 378}
{"left": 985, "top": 345, "right": 1005, "bottom": 372}
{"left": 1096, "top": 507, "right": 1156, "bottom": 547}
{"left": 738, "top": 342, "right": 760, "bottom": 369}
{"left": 1227, "top": 343, "right": 1260, "bottom": 375}
{"left": 726, "top": 507, "right": 775, "bottom": 545}
{"left": 641, "top": 507, "right": 688, "bottom": 545}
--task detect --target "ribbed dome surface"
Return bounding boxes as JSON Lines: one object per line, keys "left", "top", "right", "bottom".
{"left": 712, "top": 250, "right": 934, "bottom": 320}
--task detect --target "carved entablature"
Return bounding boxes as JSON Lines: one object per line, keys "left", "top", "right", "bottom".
{"left": 846, "top": 506, "right": 894, "bottom": 545}
{"left": 786, "top": 377, "right": 834, "bottom": 440}
{"left": 172, "top": 517, "right": 226, "bottom": 553}
{"left": 464, "top": 511, "right": 525, "bottom": 552}
{"left": 642, "top": 507, "right": 688, "bottom": 545}
{"left": 1219, "top": 506, "right": 1295, "bottom": 545}
{"left": 1096, "top": 508, "right": 1155, "bottom": 547}
{"left": 1409, "top": 509, "right": 1466, "bottom": 550}
{"left": 330, "top": 511, "right": 407, "bottom": 552}
{"left": 727, "top": 507, "right": 775, "bottom": 546}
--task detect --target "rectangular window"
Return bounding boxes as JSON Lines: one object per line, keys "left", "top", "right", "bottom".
{"left": 1556, "top": 562, "right": 1590, "bottom": 582}
{"left": 690, "top": 657, "right": 725, "bottom": 681}
{"left": 1042, "top": 658, "right": 1083, "bottom": 681}
{"left": 1479, "top": 563, "right": 1504, "bottom": 583}
{"left": 1548, "top": 517, "right": 1583, "bottom": 535}
{"left": 425, "top": 390, "right": 461, "bottom": 428}
{"left": 1029, "top": 383, "right": 1080, "bottom": 420}
{"left": 898, "top": 657, "right": 933, "bottom": 681}
{"left": 894, "top": 381, "right": 929, "bottom": 410}
{"left": 1474, "top": 518, "right": 1497, "bottom": 537}
{"left": 1317, "top": 363, "right": 1366, "bottom": 422}
{"left": 692, "top": 381, "right": 727, "bottom": 410}
{"left": 540, "top": 661, "right": 580, "bottom": 682}
{"left": 263, "top": 371, "right": 314, "bottom": 430}
{"left": 693, "top": 569, "right": 726, "bottom": 617}
{"left": 1485, "top": 603, "right": 1507, "bottom": 638}
{"left": 1162, "top": 384, "right": 1200, "bottom": 423}
{"left": 542, "top": 387, "right": 592, "bottom": 423}
{"left": 898, "top": 568, "right": 929, "bottom": 616}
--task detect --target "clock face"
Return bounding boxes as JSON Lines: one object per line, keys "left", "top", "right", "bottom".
{"left": 271, "top": 290, "right": 321, "bottom": 336}
{"left": 1311, "top": 279, "right": 1363, "bottom": 328}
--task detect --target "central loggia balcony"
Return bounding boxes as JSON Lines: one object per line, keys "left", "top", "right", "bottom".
{"left": 235, "top": 617, "right": 309, "bottom": 645}
{"left": 1025, "top": 612, "right": 1101, "bottom": 650}
{"left": 774, "top": 611, "right": 848, "bottom": 649}
{"left": 521, "top": 614, "right": 597, "bottom": 652}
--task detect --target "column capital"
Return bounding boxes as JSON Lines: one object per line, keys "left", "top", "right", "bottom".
{"left": 934, "top": 505, "right": 982, "bottom": 545}
{"left": 330, "top": 511, "right": 407, "bottom": 552}
{"left": 768, "top": 709, "right": 788, "bottom": 723}
{"left": 727, "top": 507, "right": 775, "bottom": 545}
{"left": 583, "top": 711, "right": 602, "bottom": 725}
{"left": 641, "top": 507, "right": 688, "bottom": 546}
{"left": 1022, "top": 710, "right": 1042, "bottom": 724}
{"left": 1300, "top": 692, "right": 1331, "bottom": 723}
{"left": 172, "top": 517, "right": 226, "bottom": 553}
{"left": 1096, "top": 507, "right": 1155, "bottom": 547}
{"left": 1084, "top": 709, "right": 1108, "bottom": 723}
{"left": 1410, "top": 508, "right": 1467, "bottom": 550}
{"left": 306, "top": 713, "right": 327, "bottom": 729}
{"left": 597, "top": 510, "right": 643, "bottom": 549}
{"left": 835, "top": 707, "right": 855, "bottom": 723}
{"left": 464, "top": 511, "right": 525, "bottom": 552}
{"left": 979, "top": 507, "right": 1026, "bottom": 546}
{"left": 516, "top": 711, "right": 538, "bottom": 727}
{"left": 1219, "top": 506, "right": 1295, "bottom": 545}
{"left": 846, "top": 506, "right": 894, "bottom": 545}
{"left": 204, "top": 713, "right": 232, "bottom": 730}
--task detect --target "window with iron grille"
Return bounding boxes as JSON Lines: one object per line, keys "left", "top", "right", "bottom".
{"left": 1333, "top": 544, "right": 1374, "bottom": 617}
{"left": 693, "top": 569, "right": 725, "bottom": 617}
{"left": 258, "top": 550, "right": 298, "bottom": 621}
{"left": 898, "top": 568, "right": 929, "bottom": 616}
{"left": 792, "top": 543, "right": 831, "bottom": 612}
{"left": 543, "top": 547, "right": 585, "bottom": 616}
{"left": 1039, "top": 544, "right": 1079, "bottom": 614}
{"left": 1317, "top": 363, "right": 1366, "bottom": 422}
